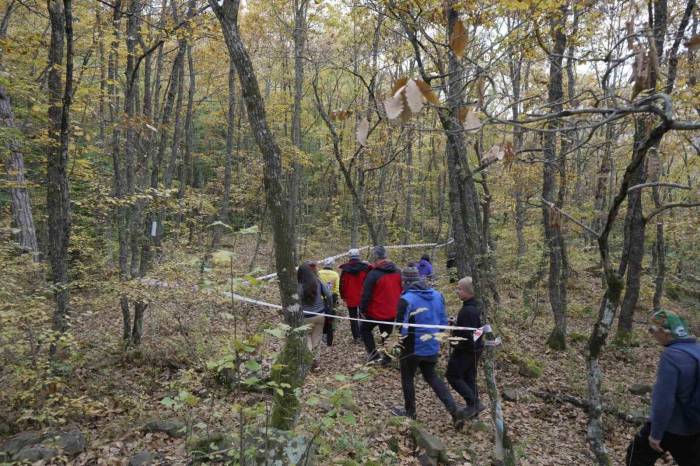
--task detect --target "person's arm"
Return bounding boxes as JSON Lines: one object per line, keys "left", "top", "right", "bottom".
{"left": 437, "top": 293, "right": 448, "bottom": 327}
{"left": 396, "top": 297, "right": 409, "bottom": 323}
{"left": 338, "top": 271, "right": 345, "bottom": 300}
{"left": 320, "top": 281, "right": 333, "bottom": 308}
{"left": 359, "top": 270, "right": 378, "bottom": 313}
{"left": 650, "top": 351, "right": 680, "bottom": 441}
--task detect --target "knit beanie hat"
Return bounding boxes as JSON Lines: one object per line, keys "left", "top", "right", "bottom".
{"left": 372, "top": 245, "right": 387, "bottom": 260}
{"left": 650, "top": 309, "right": 691, "bottom": 339}
{"left": 322, "top": 257, "right": 335, "bottom": 268}
{"left": 348, "top": 248, "right": 360, "bottom": 259}
{"left": 401, "top": 265, "right": 421, "bottom": 285}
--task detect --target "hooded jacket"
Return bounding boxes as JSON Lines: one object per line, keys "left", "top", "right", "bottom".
{"left": 650, "top": 337, "right": 700, "bottom": 439}
{"left": 396, "top": 283, "right": 447, "bottom": 357}
{"left": 339, "top": 259, "right": 370, "bottom": 307}
{"left": 359, "top": 260, "right": 402, "bottom": 320}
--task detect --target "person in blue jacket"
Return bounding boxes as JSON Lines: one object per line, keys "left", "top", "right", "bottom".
{"left": 391, "top": 265, "right": 467, "bottom": 428}
{"left": 417, "top": 254, "right": 433, "bottom": 279}
{"left": 626, "top": 309, "right": 700, "bottom": 465}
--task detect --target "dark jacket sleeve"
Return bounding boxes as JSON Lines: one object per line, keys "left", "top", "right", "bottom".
{"left": 396, "top": 297, "right": 409, "bottom": 324}
{"left": 339, "top": 270, "right": 345, "bottom": 300}
{"left": 359, "top": 269, "right": 379, "bottom": 313}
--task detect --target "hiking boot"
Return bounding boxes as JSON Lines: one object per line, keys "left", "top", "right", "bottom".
{"left": 390, "top": 406, "right": 416, "bottom": 420}
{"left": 465, "top": 402, "right": 486, "bottom": 419}
{"left": 451, "top": 406, "right": 469, "bottom": 430}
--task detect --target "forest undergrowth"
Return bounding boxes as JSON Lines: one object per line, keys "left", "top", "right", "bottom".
{"left": 2, "top": 227, "right": 696, "bottom": 466}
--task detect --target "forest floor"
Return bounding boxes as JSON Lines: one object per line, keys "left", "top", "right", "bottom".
{"left": 1, "top": 232, "right": 696, "bottom": 465}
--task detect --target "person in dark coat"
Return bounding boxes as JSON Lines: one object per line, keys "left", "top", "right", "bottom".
{"left": 626, "top": 309, "right": 700, "bottom": 466}
{"left": 446, "top": 276, "right": 485, "bottom": 419}
{"left": 339, "top": 248, "right": 370, "bottom": 342}
{"left": 359, "top": 245, "right": 402, "bottom": 364}
{"left": 392, "top": 266, "right": 467, "bottom": 428}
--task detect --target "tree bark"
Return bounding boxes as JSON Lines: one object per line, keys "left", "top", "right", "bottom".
{"left": 209, "top": 0, "right": 305, "bottom": 431}
{"left": 47, "top": 0, "right": 73, "bottom": 335}
{"left": 542, "top": 11, "right": 568, "bottom": 351}
{"left": 212, "top": 58, "right": 236, "bottom": 250}
{"left": 1, "top": 86, "right": 39, "bottom": 257}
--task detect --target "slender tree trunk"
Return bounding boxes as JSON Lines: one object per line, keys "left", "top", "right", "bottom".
{"left": 288, "top": 0, "right": 308, "bottom": 263}
{"left": 1, "top": 86, "right": 39, "bottom": 257}
{"left": 183, "top": 43, "right": 195, "bottom": 188}
{"left": 542, "top": 11, "right": 568, "bottom": 350}
{"left": 212, "top": 58, "right": 236, "bottom": 249}
{"left": 209, "top": 0, "right": 305, "bottom": 431}
{"left": 47, "top": 0, "right": 73, "bottom": 335}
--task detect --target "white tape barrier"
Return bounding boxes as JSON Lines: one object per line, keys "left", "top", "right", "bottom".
{"left": 142, "top": 279, "right": 492, "bottom": 342}
{"left": 254, "top": 239, "right": 454, "bottom": 281}
{"left": 222, "top": 290, "right": 490, "bottom": 341}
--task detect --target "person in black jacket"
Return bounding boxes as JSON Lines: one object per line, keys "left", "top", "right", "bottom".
{"left": 446, "top": 276, "right": 485, "bottom": 419}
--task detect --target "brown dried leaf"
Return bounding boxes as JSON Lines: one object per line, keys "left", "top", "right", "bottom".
{"left": 475, "top": 75, "right": 486, "bottom": 109}
{"left": 463, "top": 110, "right": 481, "bottom": 131}
{"left": 384, "top": 91, "right": 404, "bottom": 120}
{"left": 686, "top": 35, "right": 700, "bottom": 51}
{"left": 357, "top": 117, "right": 369, "bottom": 146}
{"left": 405, "top": 79, "right": 424, "bottom": 114}
{"left": 626, "top": 19, "right": 635, "bottom": 50}
{"left": 503, "top": 142, "right": 516, "bottom": 169}
{"left": 449, "top": 19, "right": 468, "bottom": 59}
{"left": 415, "top": 79, "right": 440, "bottom": 105}
{"left": 391, "top": 77, "right": 409, "bottom": 96}
{"left": 399, "top": 93, "right": 413, "bottom": 122}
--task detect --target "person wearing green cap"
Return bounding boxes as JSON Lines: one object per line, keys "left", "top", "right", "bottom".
{"left": 625, "top": 309, "right": 700, "bottom": 465}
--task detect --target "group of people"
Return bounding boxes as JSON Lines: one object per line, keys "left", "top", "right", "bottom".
{"left": 296, "top": 245, "right": 485, "bottom": 427}
{"left": 296, "top": 246, "right": 700, "bottom": 463}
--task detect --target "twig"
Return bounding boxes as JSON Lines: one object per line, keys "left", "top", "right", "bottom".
{"left": 645, "top": 202, "right": 700, "bottom": 222}
{"left": 540, "top": 198, "right": 599, "bottom": 238}
{"left": 627, "top": 182, "right": 690, "bottom": 193}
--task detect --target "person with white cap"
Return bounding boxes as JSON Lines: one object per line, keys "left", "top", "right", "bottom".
{"left": 339, "top": 248, "right": 370, "bottom": 342}
{"left": 318, "top": 258, "right": 340, "bottom": 346}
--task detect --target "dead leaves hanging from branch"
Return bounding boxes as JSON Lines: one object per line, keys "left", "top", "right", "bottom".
{"left": 627, "top": 20, "right": 658, "bottom": 99}
{"left": 383, "top": 78, "right": 440, "bottom": 123}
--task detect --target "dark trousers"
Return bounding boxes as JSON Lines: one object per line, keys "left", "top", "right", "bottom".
{"left": 360, "top": 319, "right": 393, "bottom": 361}
{"left": 347, "top": 306, "right": 360, "bottom": 340}
{"left": 446, "top": 349, "right": 481, "bottom": 406}
{"left": 626, "top": 422, "right": 700, "bottom": 466}
{"left": 400, "top": 354, "right": 456, "bottom": 418}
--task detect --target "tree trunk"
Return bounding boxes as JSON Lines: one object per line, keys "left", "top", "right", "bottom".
{"left": 1, "top": 86, "right": 39, "bottom": 257}
{"left": 542, "top": 12, "right": 568, "bottom": 351}
{"left": 288, "top": 0, "right": 308, "bottom": 263}
{"left": 183, "top": 42, "right": 195, "bottom": 188}
{"left": 209, "top": 0, "right": 305, "bottom": 431}
{"left": 47, "top": 0, "right": 73, "bottom": 335}
{"left": 212, "top": 58, "right": 236, "bottom": 249}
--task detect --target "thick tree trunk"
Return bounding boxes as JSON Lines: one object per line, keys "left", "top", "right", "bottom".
{"left": 542, "top": 13, "right": 568, "bottom": 351}
{"left": 1, "top": 86, "right": 38, "bottom": 257}
{"left": 209, "top": 0, "right": 305, "bottom": 431}
{"left": 47, "top": 0, "right": 73, "bottom": 335}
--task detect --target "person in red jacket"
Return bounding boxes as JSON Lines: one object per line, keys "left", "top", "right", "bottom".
{"left": 339, "top": 248, "right": 370, "bottom": 342}
{"left": 359, "top": 245, "right": 402, "bottom": 364}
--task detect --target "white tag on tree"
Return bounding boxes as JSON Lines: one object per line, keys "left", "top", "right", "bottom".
{"left": 151, "top": 221, "right": 158, "bottom": 237}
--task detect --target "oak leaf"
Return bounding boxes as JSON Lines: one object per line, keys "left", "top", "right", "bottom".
{"left": 449, "top": 19, "right": 468, "bottom": 59}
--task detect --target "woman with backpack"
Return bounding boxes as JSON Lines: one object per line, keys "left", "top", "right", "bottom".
{"left": 297, "top": 263, "right": 333, "bottom": 363}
